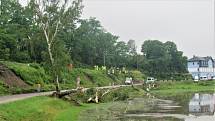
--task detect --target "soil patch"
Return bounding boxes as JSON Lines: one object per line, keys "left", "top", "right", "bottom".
{"left": 0, "top": 63, "right": 29, "bottom": 88}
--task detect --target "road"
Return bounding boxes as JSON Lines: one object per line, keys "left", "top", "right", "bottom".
{"left": 0, "top": 84, "right": 142, "bottom": 104}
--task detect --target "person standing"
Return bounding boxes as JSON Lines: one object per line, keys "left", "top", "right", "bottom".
{"left": 76, "top": 76, "right": 81, "bottom": 89}
{"left": 37, "top": 83, "right": 41, "bottom": 92}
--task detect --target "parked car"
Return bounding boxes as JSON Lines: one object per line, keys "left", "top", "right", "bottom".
{"left": 125, "top": 77, "right": 133, "bottom": 85}
{"left": 146, "top": 77, "right": 155, "bottom": 83}
{"left": 200, "top": 76, "right": 208, "bottom": 81}
{"left": 194, "top": 76, "right": 199, "bottom": 82}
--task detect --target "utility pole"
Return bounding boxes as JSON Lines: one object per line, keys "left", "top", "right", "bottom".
{"left": 0, "top": 0, "right": 2, "bottom": 15}
{"left": 213, "top": 0, "right": 215, "bottom": 76}
{"left": 136, "top": 54, "right": 139, "bottom": 70}
{"left": 214, "top": 0, "right": 215, "bottom": 56}
{"left": 103, "top": 51, "right": 106, "bottom": 66}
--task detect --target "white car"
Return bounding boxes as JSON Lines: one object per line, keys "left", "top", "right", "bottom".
{"left": 125, "top": 77, "right": 133, "bottom": 85}
{"left": 200, "top": 76, "right": 208, "bottom": 81}
{"left": 194, "top": 76, "right": 199, "bottom": 82}
{"left": 146, "top": 77, "right": 155, "bottom": 83}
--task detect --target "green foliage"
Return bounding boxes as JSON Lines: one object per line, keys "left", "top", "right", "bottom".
{"left": 1, "top": 61, "right": 50, "bottom": 85}
{"left": 67, "top": 86, "right": 145, "bottom": 104}
{"left": 68, "top": 18, "right": 120, "bottom": 66}
{"left": 0, "top": 60, "right": 146, "bottom": 95}
{"left": 111, "top": 91, "right": 129, "bottom": 101}
{"left": 129, "top": 70, "right": 145, "bottom": 81}
{"left": 0, "top": 0, "right": 190, "bottom": 90}
{"left": 141, "top": 40, "right": 188, "bottom": 79}
{"left": 101, "top": 87, "right": 145, "bottom": 102}
{"left": 61, "top": 68, "right": 145, "bottom": 89}
{"left": 0, "top": 80, "right": 9, "bottom": 96}
{"left": 61, "top": 68, "right": 119, "bottom": 88}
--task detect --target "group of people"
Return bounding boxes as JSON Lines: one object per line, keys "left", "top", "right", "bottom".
{"left": 94, "top": 65, "right": 129, "bottom": 76}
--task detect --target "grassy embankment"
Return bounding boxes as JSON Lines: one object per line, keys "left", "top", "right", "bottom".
{"left": 0, "top": 96, "right": 96, "bottom": 121}
{"left": 152, "top": 80, "right": 215, "bottom": 96}
{"left": 1, "top": 61, "right": 214, "bottom": 120}
{"left": 0, "top": 61, "right": 145, "bottom": 95}
{"left": 0, "top": 61, "right": 51, "bottom": 95}
{"left": 0, "top": 86, "right": 144, "bottom": 121}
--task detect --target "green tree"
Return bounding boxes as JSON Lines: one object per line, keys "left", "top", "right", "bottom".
{"left": 141, "top": 40, "right": 187, "bottom": 78}
{"left": 32, "top": 0, "right": 83, "bottom": 92}
{"left": 114, "top": 41, "right": 129, "bottom": 67}
{"left": 0, "top": 0, "right": 32, "bottom": 62}
{"left": 67, "top": 18, "right": 118, "bottom": 67}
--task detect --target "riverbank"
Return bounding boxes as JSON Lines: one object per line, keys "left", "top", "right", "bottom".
{"left": 151, "top": 80, "right": 215, "bottom": 96}
{"left": 0, "top": 96, "right": 96, "bottom": 121}
{"left": 0, "top": 80, "right": 214, "bottom": 121}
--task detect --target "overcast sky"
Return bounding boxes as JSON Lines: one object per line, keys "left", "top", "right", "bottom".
{"left": 20, "top": 0, "right": 215, "bottom": 58}
{"left": 82, "top": 0, "right": 215, "bottom": 58}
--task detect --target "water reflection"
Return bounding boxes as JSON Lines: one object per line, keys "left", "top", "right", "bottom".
{"left": 123, "top": 93, "right": 215, "bottom": 121}
{"left": 79, "top": 93, "right": 215, "bottom": 121}
{"left": 189, "top": 93, "right": 215, "bottom": 115}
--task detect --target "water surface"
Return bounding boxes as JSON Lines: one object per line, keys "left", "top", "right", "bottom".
{"left": 79, "top": 93, "right": 215, "bottom": 121}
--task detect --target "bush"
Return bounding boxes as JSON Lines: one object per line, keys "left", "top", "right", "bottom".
{"left": 130, "top": 70, "right": 145, "bottom": 81}
{"left": 0, "top": 80, "right": 9, "bottom": 95}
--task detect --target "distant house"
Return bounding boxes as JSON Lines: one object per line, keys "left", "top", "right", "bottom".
{"left": 187, "top": 56, "right": 215, "bottom": 80}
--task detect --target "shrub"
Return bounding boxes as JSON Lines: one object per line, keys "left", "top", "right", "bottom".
{"left": 0, "top": 80, "right": 9, "bottom": 95}
{"left": 130, "top": 70, "right": 145, "bottom": 81}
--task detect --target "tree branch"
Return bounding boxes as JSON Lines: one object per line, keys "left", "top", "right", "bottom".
{"left": 51, "top": 19, "right": 60, "bottom": 44}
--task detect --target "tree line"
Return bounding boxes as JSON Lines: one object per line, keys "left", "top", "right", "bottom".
{"left": 0, "top": 0, "right": 188, "bottom": 87}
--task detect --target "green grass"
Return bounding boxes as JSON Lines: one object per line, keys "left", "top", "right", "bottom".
{"left": 152, "top": 80, "right": 215, "bottom": 95}
{"left": 62, "top": 68, "right": 125, "bottom": 88}
{"left": 0, "top": 80, "right": 214, "bottom": 121}
{"left": 0, "top": 96, "right": 95, "bottom": 121}
{"left": 0, "top": 61, "right": 50, "bottom": 85}
{"left": 61, "top": 68, "right": 145, "bottom": 88}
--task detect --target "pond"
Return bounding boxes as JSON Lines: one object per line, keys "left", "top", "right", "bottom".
{"left": 78, "top": 93, "right": 215, "bottom": 121}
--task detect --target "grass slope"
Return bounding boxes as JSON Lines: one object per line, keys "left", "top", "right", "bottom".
{"left": 0, "top": 61, "right": 145, "bottom": 94}
{"left": 62, "top": 68, "right": 129, "bottom": 88}
{"left": 0, "top": 61, "right": 50, "bottom": 85}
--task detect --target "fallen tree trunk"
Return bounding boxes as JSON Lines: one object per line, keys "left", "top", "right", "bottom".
{"left": 52, "top": 89, "right": 78, "bottom": 98}
{"left": 87, "top": 88, "right": 119, "bottom": 103}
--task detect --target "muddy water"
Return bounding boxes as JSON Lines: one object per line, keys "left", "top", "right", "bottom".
{"left": 79, "top": 93, "right": 215, "bottom": 121}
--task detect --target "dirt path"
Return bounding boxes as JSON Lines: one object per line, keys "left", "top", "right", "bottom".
{"left": 0, "top": 84, "right": 142, "bottom": 104}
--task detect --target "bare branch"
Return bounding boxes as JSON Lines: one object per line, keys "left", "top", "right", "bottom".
{"left": 50, "top": 19, "right": 60, "bottom": 43}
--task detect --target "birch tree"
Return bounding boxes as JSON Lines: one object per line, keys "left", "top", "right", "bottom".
{"left": 33, "top": 0, "right": 82, "bottom": 92}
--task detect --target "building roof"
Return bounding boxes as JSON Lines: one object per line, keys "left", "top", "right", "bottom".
{"left": 188, "top": 56, "right": 213, "bottom": 62}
